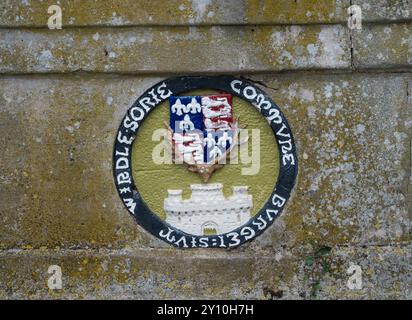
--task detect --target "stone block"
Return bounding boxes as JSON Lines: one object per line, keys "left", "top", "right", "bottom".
{"left": 0, "top": 245, "right": 410, "bottom": 299}
{"left": 0, "top": 25, "right": 350, "bottom": 74}
{"left": 0, "top": 74, "right": 409, "bottom": 250}
{"left": 353, "top": 23, "right": 412, "bottom": 69}
{"left": 353, "top": 0, "right": 412, "bottom": 22}
{"left": 0, "top": 0, "right": 347, "bottom": 27}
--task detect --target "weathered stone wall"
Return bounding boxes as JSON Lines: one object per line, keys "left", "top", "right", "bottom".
{"left": 0, "top": 0, "right": 411, "bottom": 299}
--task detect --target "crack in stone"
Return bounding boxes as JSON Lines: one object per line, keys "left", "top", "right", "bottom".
{"left": 348, "top": 0, "right": 356, "bottom": 70}
{"left": 239, "top": 76, "right": 279, "bottom": 92}
{"left": 407, "top": 80, "right": 412, "bottom": 241}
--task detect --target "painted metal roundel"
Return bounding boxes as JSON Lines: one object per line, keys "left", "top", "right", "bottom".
{"left": 113, "top": 76, "right": 297, "bottom": 248}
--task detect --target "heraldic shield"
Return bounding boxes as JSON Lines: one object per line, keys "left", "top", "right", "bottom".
{"left": 167, "top": 94, "right": 239, "bottom": 180}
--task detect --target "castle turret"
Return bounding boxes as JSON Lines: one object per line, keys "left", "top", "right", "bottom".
{"left": 167, "top": 189, "right": 182, "bottom": 201}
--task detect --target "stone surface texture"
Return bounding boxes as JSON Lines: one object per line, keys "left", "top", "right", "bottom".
{"left": 0, "top": 0, "right": 411, "bottom": 299}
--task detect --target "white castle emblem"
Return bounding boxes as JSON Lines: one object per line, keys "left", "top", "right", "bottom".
{"left": 164, "top": 183, "right": 253, "bottom": 235}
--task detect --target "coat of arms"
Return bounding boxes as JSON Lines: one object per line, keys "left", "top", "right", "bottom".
{"left": 164, "top": 93, "right": 252, "bottom": 236}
